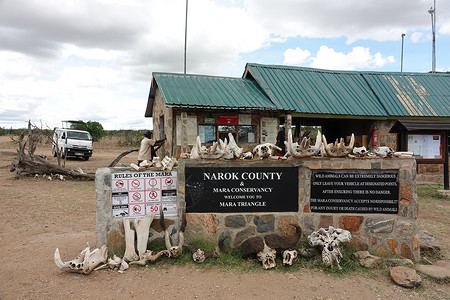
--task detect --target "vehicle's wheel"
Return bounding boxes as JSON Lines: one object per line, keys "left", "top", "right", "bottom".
{"left": 52, "top": 146, "right": 57, "bottom": 157}
{"left": 61, "top": 149, "right": 65, "bottom": 159}
{"left": 84, "top": 157, "right": 89, "bottom": 161}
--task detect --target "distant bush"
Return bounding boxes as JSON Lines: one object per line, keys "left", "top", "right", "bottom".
{"left": 105, "top": 130, "right": 149, "bottom": 147}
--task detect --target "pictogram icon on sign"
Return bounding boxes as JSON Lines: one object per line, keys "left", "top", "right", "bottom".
{"left": 131, "top": 179, "right": 140, "bottom": 188}
{"left": 132, "top": 192, "right": 142, "bottom": 201}
{"left": 115, "top": 180, "right": 124, "bottom": 188}
{"left": 148, "top": 178, "right": 157, "bottom": 187}
{"left": 165, "top": 178, "right": 173, "bottom": 186}
{"left": 149, "top": 191, "right": 158, "bottom": 200}
{"left": 132, "top": 205, "right": 142, "bottom": 213}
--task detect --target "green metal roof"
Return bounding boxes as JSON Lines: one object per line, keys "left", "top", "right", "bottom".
{"left": 244, "top": 63, "right": 388, "bottom": 117}
{"left": 145, "top": 73, "right": 277, "bottom": 117}
{"left": 244, "top": 63, "right": 450, "bottom": 118}
{"left": 362, "top": 72, "right": 450, "bottom": 117}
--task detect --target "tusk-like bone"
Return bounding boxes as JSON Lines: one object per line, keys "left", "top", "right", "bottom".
{"left": 134, "top": 213, "right": 155, "bottom": 259}
{"left": 123, "top": 218, "right": 139, "bottom": 262}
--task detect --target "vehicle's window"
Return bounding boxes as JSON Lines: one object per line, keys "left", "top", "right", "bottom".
{"left": 67, "top": 131, "right": 91, "bottom": 140}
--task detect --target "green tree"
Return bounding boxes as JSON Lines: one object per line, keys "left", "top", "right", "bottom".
{"left": 71, "top": 120, "right": 105, "bottom": 141}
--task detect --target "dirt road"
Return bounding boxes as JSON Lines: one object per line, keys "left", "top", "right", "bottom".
{"left": 0, "top": 136, "right": 448, "bottom": 299}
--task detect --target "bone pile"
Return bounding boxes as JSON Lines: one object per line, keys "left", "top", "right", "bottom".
{"left": 308, "top": 226, "right": 351, "bottom": 269}
{"left": 131, "top": 156, "right": 178, "bottom": 172}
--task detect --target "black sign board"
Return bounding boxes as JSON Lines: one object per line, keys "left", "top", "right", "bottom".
{"left": 310, "top": 170, "right": 399, "bottom": 214}
{"left": 185, "top": 167, "right": 298, "bottom": 213}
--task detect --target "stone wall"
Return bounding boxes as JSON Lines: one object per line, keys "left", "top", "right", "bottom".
{"left": 96, "top": 156, "right": 420, "bottom": 261}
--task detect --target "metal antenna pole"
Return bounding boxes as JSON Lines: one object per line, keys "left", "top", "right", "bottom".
{"left": 401, "top": 33, "right": 405, "bottom": 73}
{"left": 184, "top": 0, "right": 188, "bottom": 74}
{"left": 428, "top": 0, "right": 436, "bottom": 72}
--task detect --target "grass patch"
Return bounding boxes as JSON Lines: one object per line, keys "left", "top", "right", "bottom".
{"left": 417, "top": 184, "right": 445, "bottom": 199}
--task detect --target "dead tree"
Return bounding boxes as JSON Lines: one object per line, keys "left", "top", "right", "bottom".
{"left": 10, "top": 121, "right": 94, "bottom": 180}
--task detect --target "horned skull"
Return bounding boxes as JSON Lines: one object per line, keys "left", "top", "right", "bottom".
{"left": 308, "top": 226, "right": 351, "bottom": 269}
{"left": 282, "top": 250, "right": 298, "bottom": 266}
{"left": 257, "top": 243, "right": 277, "bottom": 270}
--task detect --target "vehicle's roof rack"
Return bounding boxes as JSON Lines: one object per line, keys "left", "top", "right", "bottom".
{"left": 61, "top": 120, "right": 85, "bottom": 128}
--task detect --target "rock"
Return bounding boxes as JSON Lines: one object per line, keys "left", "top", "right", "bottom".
{"left": 254, "top": 215, "right": 275, "bottom": 233}
{"left": 364, "top": 218, "right": 395, "bottom": 234}
{"left": 390, "top": 266, "right": 422, "bottom": 288}
{"left": 419, "top": 230, "right": 441, "bottom": 251}
{"left": 385, "top": 258, "right": 414, "bottom": 267}
{"left": 416, "top": 260, "right": 450, "bottom": 281}
{"left": 353, "top": 251, "right": 382, "bottom": 268}
{"left": 225, "top": 215, "right": 246, "bottom": 228}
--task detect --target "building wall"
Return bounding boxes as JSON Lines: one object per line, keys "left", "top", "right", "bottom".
{"left": 152, "top": 88, "right": 173, "bottom": 158}
{"left": 96, "top": 156, "right": 420, "bottom": 261}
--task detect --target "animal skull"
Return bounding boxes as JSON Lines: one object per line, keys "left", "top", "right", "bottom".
{"left": 308, "top": 226, "right": 351, "bottom": 269}
{"left": 352, "top": 146, "right": 368, "bottom": 157}
{"left": 322, "top": 134, "right": 355, "bottom": 157}
{"left": 192, "top": 249, "right": 206, "bottom": 263}
{"left": 253, "top": 143, "right": 281, "bottom": 159}
{"left": 257, "top": 243, "right": 277, "bottom": 270}
{"left": 282, "top": 250, "right": 298, "bottom": 266}
{"left": 374, "top": 146, "right": 394, "bottom": 157}
{"left": 285, "top": 129, "right": 322, "bottom": 158}
{"left": 54, "top": 244, "right": 107, "bottom": 275}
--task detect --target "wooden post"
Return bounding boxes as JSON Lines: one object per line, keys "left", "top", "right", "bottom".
{"left": 445, "top": 130, "right": 449, "bottom": 190}
{"left": 181, "top": 112, "right": 188, "bottom": 154}
{"left": 285, "top": 114, "right": 292, "bottom": 140}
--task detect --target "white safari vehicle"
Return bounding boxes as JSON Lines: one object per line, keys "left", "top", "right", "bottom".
{"left": 52, "top": 126, "right": 93, "bottom": 160}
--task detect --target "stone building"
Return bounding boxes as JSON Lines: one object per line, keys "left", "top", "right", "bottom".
{"left": 145, "top": 63, "right": 450, "bottom": 186}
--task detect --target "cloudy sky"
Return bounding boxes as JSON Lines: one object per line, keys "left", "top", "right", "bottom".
{"left": 1, "top": 0, "right": 449, "bottom": 130}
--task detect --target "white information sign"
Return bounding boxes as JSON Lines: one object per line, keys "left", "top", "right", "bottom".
{"left": 408, "top": 134, "right": 442, "bottom": 159}
{"left": 260, "top": 117, "right": 278, "bottom": 144}
{"left": 176, "top": 115, "right": 198, "bottom": 146}
{"left": 111, "top": 171, "right": 178, "bottom": 217}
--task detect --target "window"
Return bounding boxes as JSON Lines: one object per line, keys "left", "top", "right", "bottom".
{"left": 199, "top": 125, "right": 217, "bottom": 143}
{"left": 238, "top": 125, "right": 255, "bottom": 143}
{"left": 218, "top": 125, "right": 236, "bottom": 141}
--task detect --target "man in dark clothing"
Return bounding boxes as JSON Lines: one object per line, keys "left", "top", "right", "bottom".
{"left": 276, "top": 128, "right": 286, "bottom": 155}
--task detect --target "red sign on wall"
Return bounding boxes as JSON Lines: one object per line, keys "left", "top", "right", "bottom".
{"left": 219, "top": 115, "right": 238, "bottom": 125}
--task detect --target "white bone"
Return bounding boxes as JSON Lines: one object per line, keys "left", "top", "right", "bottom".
{"left": 393, "top": 151, "right": 413, "bottom": 157}
{"left": 285, "top": 130, "right": 322, "bottom": 158}
{"left": 257, "top": 242, "right": 277, "bottom": 270}
{"left": 374, "top": 146, "right": 394, "bottom": 157}
{"left": 123, "top": 218, "right": 139, "bottom": 262}
{"left": 322, "top": 134, "right": 354, "bottom": 157}
{"left": 282, "top": 250, "right": 298, "bottom": 266}
{"left": 308, "top": 226, "right": 351, "bottom": 269}
{"left": 133, "top": 213, "right": 155, "bottom": 259}
{"left": 54, "top": 244, "right": 107, "bottom": 274}
{"left": 352, "top": 146, "right": 368, "bottom": 157}
{"left": 130, "top": 163, "right": 140, "bottom": 171}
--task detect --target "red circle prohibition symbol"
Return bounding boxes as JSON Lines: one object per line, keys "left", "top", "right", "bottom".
{"left": 115, "top": 180, "right": 124, "bottom": 188}
{"left": 131, "top": 179, "right": 140, "bottom": 188}
{"left": 132, "top": 192, "right": 141, "bottom": 201}
{"left": 132, "top": 205, "right": 142, "bottom": 213}
{"left": 148, "top": 178, "right": 157, "bottom": 187}
{"left": 149, "top": 191, "right": 158, "bottom": 199}
{"left": 165, "top": 178, "right": 173, "bottom": 186}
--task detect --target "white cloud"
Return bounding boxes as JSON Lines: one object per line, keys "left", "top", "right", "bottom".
{"left": 0, "top": 0, "right": 448, "bottom": 129}
{"left": 310, "top": 46, "right": 395, "bottom": 70}
{"left": 411, "top": 32, "right": 424, "bottom": 43}
{"left": 283, "top": 48, "right": 311, "bottom": 65}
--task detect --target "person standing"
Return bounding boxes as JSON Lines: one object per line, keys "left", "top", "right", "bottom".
{"left": 138, "top": 130, "right": 156, "bottom": 166}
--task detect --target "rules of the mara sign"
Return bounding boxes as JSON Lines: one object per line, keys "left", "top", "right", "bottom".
{"left": 185, "top": 167, "right": 298, "bottom": 213}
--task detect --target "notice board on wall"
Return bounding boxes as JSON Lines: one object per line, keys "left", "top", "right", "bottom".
{"left": 111, "top": 171, "right": 178, "bottom": 217}
{"left": 310, "top": 170, "right": 399, "bottom": 214}
{"left": 407, "top": 134, "right": 442, "bottom": 159}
